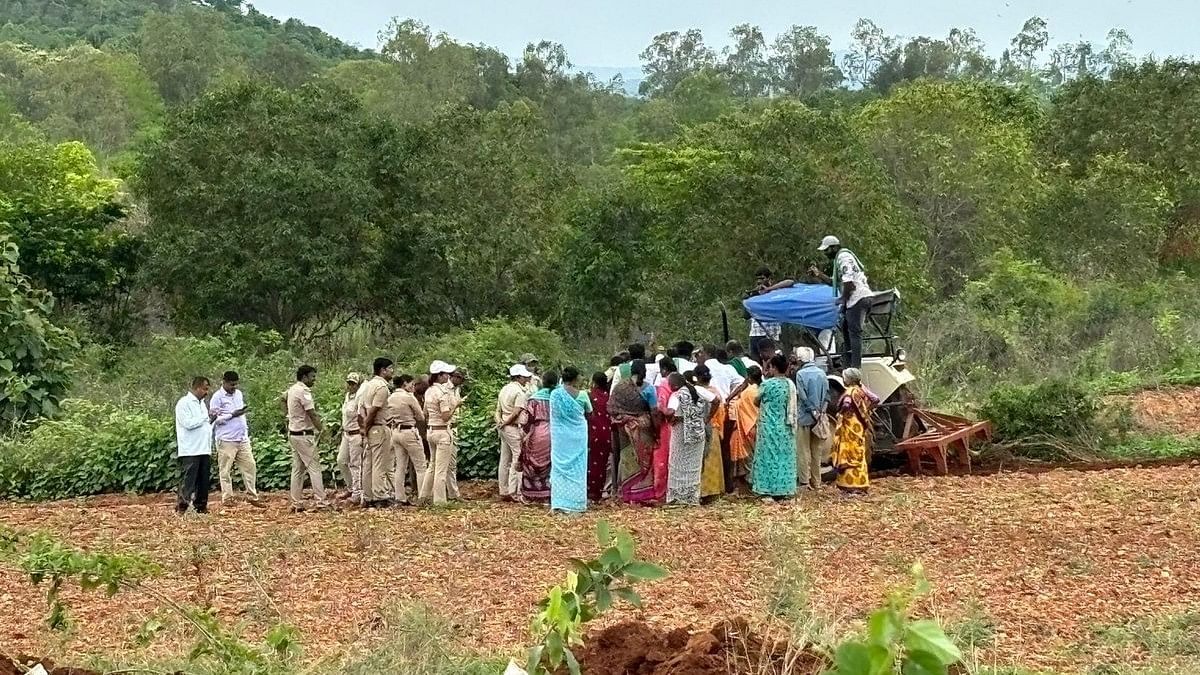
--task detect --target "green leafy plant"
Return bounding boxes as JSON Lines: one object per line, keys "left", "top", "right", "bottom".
{"left": 0, "top": 526, "right": 160, "bottom": 630}
{"left": 978, "top": 378, "right": 1098, "bottom": 446}
{"left": 825, "top": 563, "right": 962, "bottom": 675}
{"left": 526, "top": 521, "right": 668, "bottom": 675}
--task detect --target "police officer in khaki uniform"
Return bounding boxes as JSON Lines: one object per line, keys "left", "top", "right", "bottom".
{"left": 387, "top": 374, "right": 427, "bottom": 505}
{"left": 420, "top": 360, "right": 464, "bottom": 504}
{"left": 357, "top": 357, "right": 394, "bottom": 508}
{"left": 495, "top": 364, "right": 532, "bottom": 500}
{"left": 335, "top": 372, "right": 364, "bottom": 502}
{"left": 285, "top": 365, "right": 329, "bottom": 511}
{"left": 446, "top": 367, "right": 467, "bottom": 501}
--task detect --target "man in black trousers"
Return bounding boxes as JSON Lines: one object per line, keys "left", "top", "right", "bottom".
{"left": 174, "top": 376, "right": 217, "bottom": 514}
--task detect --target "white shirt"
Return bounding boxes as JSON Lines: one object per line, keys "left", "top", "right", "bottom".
{"left": 704, "top": 359, "right": 744, "bottom": 398}
{"left": 749, "top": 317, "right": 781, "bottom": 340}
{"left": 175, "top": 392, "right": 213, "bottom": 457}
{"left": 836, "top": 249, "right": 873, "bottom": 308}
{"left": 610, "top": 358, "right": 664, "bottom": 393}
{"left": 738, "top": 356, "right": 758, "bottom": 371}
{"left": 674, "top": 357, "right": 696, "bottom": 375}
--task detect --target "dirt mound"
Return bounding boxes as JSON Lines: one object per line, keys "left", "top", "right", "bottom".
{"left": 1118, "top": 387, "right": 1200, "bottom": 435}
{"left": 0, "top": 654, "right": 100, "bottom": 675}
{"left": 570, "top": 618, "right": 826, "bottom": 675}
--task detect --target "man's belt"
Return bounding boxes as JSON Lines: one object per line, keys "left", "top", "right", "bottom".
{"left": 428, "top": 425, "right": 453, "bottom": 431}
{"left": 288, "top": 430, "right": 315, "bottom": 436}
{"left": 344, "top": 429, "right": 361, "bottom": 436}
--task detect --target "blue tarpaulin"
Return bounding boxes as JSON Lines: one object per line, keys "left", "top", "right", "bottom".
{"left": 742, "top": 284, "right": 838, "bottom": 331}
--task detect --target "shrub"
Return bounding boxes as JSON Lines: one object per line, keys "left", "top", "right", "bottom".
{"left": 978, "top": 379, "right": 1098, "bottom": 443}
{"left": 0, "top": 236, "right": 77, "bottom": 426}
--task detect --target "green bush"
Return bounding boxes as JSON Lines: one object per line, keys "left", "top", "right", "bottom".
{"left": 978, "top": 379, "right": 1098, "bottom": 443}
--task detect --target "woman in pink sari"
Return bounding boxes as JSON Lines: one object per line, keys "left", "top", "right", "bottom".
{"left": 518, "top": 371, "right": 558, "bottom": 503}
{"left": 653, "top": 357, "right": 679, "bottom": 502}
{"left": 611, "top": 359, "right": 657, "bottom": 504}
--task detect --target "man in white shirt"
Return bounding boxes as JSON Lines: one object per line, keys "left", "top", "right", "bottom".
{"left": 812, "top": 236, "right": 873, "bottom": 369}
{"left": 175, "top": 376, "right": 217, "bottom": 515}
{"left": 696, "top": 344, "right": 744, "bottom": 399}
{"left": 747, "top": 267, "right": 795, "bottom": 359}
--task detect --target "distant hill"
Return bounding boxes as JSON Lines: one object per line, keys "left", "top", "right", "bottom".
{"left": 578, "top": 66, "right": 644, "bottom": 96}
{"left": 0, "top": 0, "right": 368, "bottom": 62}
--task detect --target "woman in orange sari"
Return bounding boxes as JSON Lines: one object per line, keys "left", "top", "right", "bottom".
{"left": 728, "top": 366, "right": 763, "bottom": 482}
{"left": 831, "top": 368, "right": 880, "bottom": 494}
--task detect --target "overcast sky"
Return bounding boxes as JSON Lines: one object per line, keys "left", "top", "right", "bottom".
{"left": 249, "top": 0, "right": 1196, "bottom": 66}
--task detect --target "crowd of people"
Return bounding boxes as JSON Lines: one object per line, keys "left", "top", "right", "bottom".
{"left": 172, "top": 235, "right": 881, "bottom": 515}
{"left": 172, "top": 344, "right": 881, "bottom": 515}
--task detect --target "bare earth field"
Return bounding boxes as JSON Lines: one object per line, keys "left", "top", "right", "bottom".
{"left": 1, "top": 465, "right": 1197, "bottom": 673}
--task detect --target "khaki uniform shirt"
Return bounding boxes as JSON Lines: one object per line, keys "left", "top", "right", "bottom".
{"left": 286, "top": 382, "right": 316, "bottom": 432}
{"left": 425, "top": 382, "right": 457, "bottom": 427}
{"left": 495, "top": 381, "right": 529, "bottom": 427}
{"left": 387, "top": 389, "right": 424, "bottom": 427}
{"left": 341, "top": 390, "right": 362, "bottom": 432}
{"left": 358, "top": 376, "right": 390, "bottom": 428}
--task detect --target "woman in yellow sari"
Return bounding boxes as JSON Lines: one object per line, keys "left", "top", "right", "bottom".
{"left": 728, "top": 366, "right": 763, "bottom": 481}
{"left": 693, "top": 365, "right": 725, "bottom": 500}
{"left": 831, "top": 368, "right": 880, "bottom": 493}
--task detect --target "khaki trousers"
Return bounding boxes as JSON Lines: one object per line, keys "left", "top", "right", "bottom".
{"left": 288, "top": 434, "right": 327, "bottom": 506}
{"left": 360, "top": 425, "right": 393, "bottom": 503}
{"left": 796, "top": 426, "right": 830, "bottom": 490}
{"left": 421, "top": 429, "right": 456, "bottom": 504}
{"left": 217, "top": 440, "right": 258, "bottom": 502}
{"left": 498, "top": 426, "right": 523, "bottom": 497}
{"left": 336, "top": 432, "right": 364, "bottom": 499}
{"left": 391, "top": 428, "right": 427, "bottom": 503}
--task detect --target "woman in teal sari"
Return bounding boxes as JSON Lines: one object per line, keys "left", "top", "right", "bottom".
{"left": 752, "top": 354, "right": 798, "bottom": 500}
{"left": 550, "top": 367, "right": 589, "bottom": 513}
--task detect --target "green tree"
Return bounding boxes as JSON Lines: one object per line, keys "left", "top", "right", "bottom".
{"left": 139, "top": 81, "right": 383, "bottom": 337}
{"left": 374, "top": 102, "right": 570, "bottom": 328}
{"left": 844, "top": 19, "right": 895, "bottom": 87}
{"left": 138, "top": 7, "right": 234, "bottom": 105}
{"left": 1044, "top": 60, "right": 1200, "bottom": 267}
{"left": 1036, "top": 154, "right": 1172, "bottom": 280}
{"left": 31, "top": 45, "right": 163, "bottom": 156}
{"left": 769, "top": 25, "right": 844, "bottom": 96}
{"left": 856, "top": 80, "right": 1046, "bottom": 291}
{"left": 0, "top": 236, "right": 77, "bottom": 425}
{"left": 638, "top": 29, "right": 715, "bottom": 98}
{"left": 624, "top": 101, "right": 928, "bottom": 333}
{"left": 0, "top": 140, "right": 137, "bottom": 305}
{"left": 722, "top": 24, "right": 771, "bottom": 99}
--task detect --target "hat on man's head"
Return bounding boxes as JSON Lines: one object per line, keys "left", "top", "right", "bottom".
{"left": 429, "top": 360, "right": 458, "bottom": 375}
{"left": 509, "top": 364, "right": 534, "bottom": 378}
{"left": 817, "top": 235, "right": 841, "bottom": 251}
{"left": 520, "top": 353, "right": 539, "bottom": 365}
{"left": 345, "top": 372, "right": 363, "bottom": 384}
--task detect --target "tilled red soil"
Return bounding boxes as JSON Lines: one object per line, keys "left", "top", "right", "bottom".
{"left": 570, "top": 618, "right": 826, "bottom": 675}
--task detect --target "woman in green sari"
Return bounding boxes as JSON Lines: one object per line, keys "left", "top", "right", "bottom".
{"left": 751, "top": 354, "right": 798, "bottom": 500}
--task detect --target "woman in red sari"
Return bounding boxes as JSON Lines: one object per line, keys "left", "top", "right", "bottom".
{"left": 653, "top": 357, "right": 679, "bottom": 502}
{"left": 518, "top": 371, "right": 558, "bottom": 503}
{"left": 586, "top": 372, "right": 613, "bottom": 501}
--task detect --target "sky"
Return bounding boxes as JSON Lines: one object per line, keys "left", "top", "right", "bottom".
{"left": 249, "top": 0, "right": 1197, "bottom": 67}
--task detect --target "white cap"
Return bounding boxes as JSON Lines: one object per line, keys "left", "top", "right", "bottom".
{"left": 509, "top": 364, "right": 533, "bottom": 378}
{"left": 818, "top": 235, "right": 841, "bottom": 251}
{"left": 429, "top": 360, "right": 458, "bottom": 375}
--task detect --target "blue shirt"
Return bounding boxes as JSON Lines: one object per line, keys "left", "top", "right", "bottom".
{"left": 640, "top": 384, "right": 657, "bottom": 409}
{"left": 795, "top": 363, "right": 829, "bottom": 427}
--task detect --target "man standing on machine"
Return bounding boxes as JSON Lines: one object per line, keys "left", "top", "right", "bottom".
{"left": 810, "top": 236, "right": 872, "bottom": 369}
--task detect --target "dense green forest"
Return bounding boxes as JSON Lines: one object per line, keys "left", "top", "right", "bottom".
{"left": 4, "top": 0, "right": 1200, "bottom": 492}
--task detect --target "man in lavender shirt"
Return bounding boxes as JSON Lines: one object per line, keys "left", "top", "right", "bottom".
{"left": 210, "top": 371, "right": 263, "bottom": 507}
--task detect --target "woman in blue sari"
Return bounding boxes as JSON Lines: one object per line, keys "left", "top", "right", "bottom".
{"left": 752, "top": 354, "right": 798, "bottom": 501}
{"left": 550, "top": 367, "right": 589, "bottom": 513}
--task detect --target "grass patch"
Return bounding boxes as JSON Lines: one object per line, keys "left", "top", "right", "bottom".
{"left": 950, "top": 603, "right": 998, "bottom": 652}
{"left": 1107, "top": 435, "right": 1200, "bottom": 460}
{"left": 334, "top": 604, "right": 507, "bottom": 675}
{"left": 1088, "top": 612, "right": 1200, "bottom": 675}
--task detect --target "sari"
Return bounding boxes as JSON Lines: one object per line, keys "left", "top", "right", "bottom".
{"left": 611, "top": 381, "right": 656, "bottom": 504}
{"left": 729, "top": 384, "right": 759, "bottom": 478}
{"left": 653, "top": 379, "right": 673, "bottom": 502}
{"left": 587, "top": 387, "right": 613, "bottom": 500}
{"left": 666, "top": 388, "right": 707, "bottom": 505}
{"left": 519, "top": 389, "right": 552, "bottom": 502}
{"left": 701, "top": 385, "right": 726, "bottom": 498}
{"left": 550, "top": 386, "right": 588, "bottom": 512}
{"left": 832, "top": 385, "right": 879, "bottom": 492}
{"left": 751, "top": 377, "right": 797, "bottom": 497}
